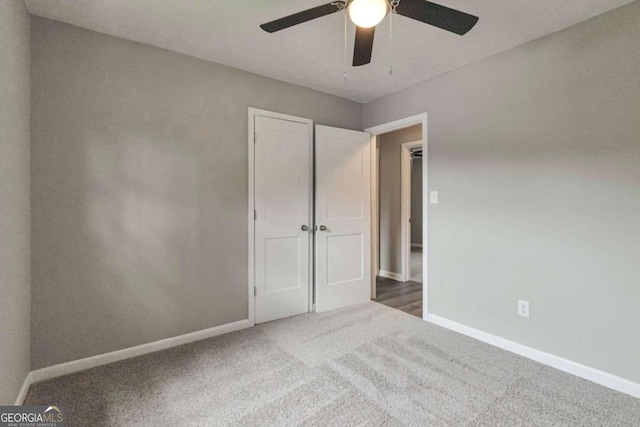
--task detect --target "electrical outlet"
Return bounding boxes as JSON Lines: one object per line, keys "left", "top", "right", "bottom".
{"left": 517, "top": 300, "right": 530, "bottom": 318}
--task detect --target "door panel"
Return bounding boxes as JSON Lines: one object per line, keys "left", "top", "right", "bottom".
{"left": 265, "top": 237, "right": 301, "bottom": 292}
{"left": 325, "top": 140, "right": 365, "bottom": 220}
{"left": 255, "top": 115, "right": 311, "bottom": 323}
{"left": 327, "top": 234, "right": 364, "bottom": 285}
{"left": 315, "top": 125, "right": 371, "bottom": 312}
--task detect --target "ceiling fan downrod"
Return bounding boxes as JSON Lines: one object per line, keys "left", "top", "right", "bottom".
{"left": 389, "top": 1, "right": 400, "bottom": 75}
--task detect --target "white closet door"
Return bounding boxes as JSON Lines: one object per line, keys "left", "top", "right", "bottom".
{"left": 254, "top": 115, "right": 312, "bottom": 323}
{"left": 315, "top": 125, "right": 372, "bottom": 312}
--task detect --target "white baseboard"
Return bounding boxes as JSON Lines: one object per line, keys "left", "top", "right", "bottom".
{"left": 21, "top": 318, "right": 252, "bottom": 397}
{"left": 427, "top": 314, "right": 640, "bottom": 399}
{"left": 411, "top": 243, "right": 423, "bottom": 248}
{"left": 379, "top": 270, "right": 403, "bottom": 281}
{"left": 14, "top": 372, "right": 33, "bottom": 405}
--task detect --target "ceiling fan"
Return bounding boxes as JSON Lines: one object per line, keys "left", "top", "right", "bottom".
{"left": 260, "top": 0, "right": 479, "bottom": 67}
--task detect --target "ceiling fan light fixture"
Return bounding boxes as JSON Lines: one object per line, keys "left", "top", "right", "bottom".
{"left": 348, "top": 0, "right": 389, "bottom": 29}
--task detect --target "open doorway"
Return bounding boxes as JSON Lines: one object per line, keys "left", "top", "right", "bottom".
{"left": 404, "top": 141, "right": 424, "bottom": 284}
{"left": 372, "top": 123, "right": 423, "bottom": 318}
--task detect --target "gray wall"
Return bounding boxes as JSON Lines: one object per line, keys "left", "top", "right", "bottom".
{"left": 364, "top": 1, "right": 640, "bottom": 383}
{"left": 378, "top": 125, "right": 421, "bottom": 275}
{"left": 411, "top": 158, "right": 422, "bottom": 245}
{"left": 30, "top": 16, "right": 362, "bottom": 369}
{"left": 0, "top": 0, "right": 30, "bottom": 404}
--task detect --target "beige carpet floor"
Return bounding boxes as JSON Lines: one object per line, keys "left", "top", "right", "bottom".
{"left": 25, "top": 302, "right": 640, "bottom": 426}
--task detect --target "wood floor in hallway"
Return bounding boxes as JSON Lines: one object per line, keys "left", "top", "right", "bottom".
{"left": 374, "top": 276, "right": 422, "bottom": 318}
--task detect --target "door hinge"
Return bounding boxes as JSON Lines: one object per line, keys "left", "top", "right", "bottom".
{"left": 254, "top": 286, "right": 257, "bottom": 297}
{"left": 254, "top": 210, "right": 257, "bottom": 220}
{"left": 254, "top": 132, "right": 257, "bottom": 144}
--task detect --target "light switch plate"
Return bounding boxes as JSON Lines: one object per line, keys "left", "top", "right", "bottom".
{"left": 429, "top": 191, "right": 438, "bottom": 204}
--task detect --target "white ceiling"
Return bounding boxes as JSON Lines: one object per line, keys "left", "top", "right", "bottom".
{"left": 25, "top": 0, "right": 634, "bottom": 103}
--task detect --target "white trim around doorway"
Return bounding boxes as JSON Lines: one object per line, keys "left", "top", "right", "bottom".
{"left": 401, "top": 140, "right": 423, "bottom": 282}
{"left": 365, "top": 113, "right": 429, "bottom": 319}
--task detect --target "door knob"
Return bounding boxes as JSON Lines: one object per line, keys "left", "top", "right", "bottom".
{"left": 319, "top": 225, "right": 327, "bottom": 231}
{"left": 301, "top": 225, "right": 309, "bottom": 231}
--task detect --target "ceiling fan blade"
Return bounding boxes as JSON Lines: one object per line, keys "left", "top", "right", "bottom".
{"left": 260, "top": 2, "right": 345, "bottom": 33}
{"left": 395, "top": 0, "right": 478, "bottom": 35}
{"left": 353, "top": 26, "right": 375, "bottom": 66}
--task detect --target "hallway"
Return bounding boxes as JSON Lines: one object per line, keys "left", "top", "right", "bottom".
{"left": 375, "top": 247, "right": 423, "bottom": 318}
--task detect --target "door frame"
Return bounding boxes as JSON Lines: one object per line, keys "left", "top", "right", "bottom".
{"left": 364, "top": 113, "right": 429, "bottom": 319}
{"left": 248, "top": 107, "right": 314, "bottom": 326}
{"left": 401, "top": 140, "right": 423, "bottom": 282}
